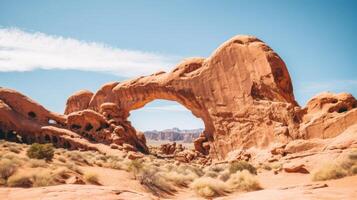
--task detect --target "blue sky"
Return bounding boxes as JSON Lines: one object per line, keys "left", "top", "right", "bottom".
{"left": 0, "top": 0, "right": 356, "bottom": 131}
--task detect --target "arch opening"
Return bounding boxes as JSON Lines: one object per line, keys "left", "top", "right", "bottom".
{"left": 128, "top": 99, "right": 204, "bottom": 149}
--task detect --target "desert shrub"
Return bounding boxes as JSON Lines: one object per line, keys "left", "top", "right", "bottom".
{"left": 7, "top": 173, "right": 33, "bottom": 187}
{"left": 351, "top": 165, "right": 357, "bottom": 175}
{"left": 348, "top": 150, "right": 357, "bottom": 160}
{"left": 128, "top": 159, "right": 144, "bottom": 179}
{"left": 0, "top": 178, "right": 6, "bottom": 185}
{"left": 139, "top": 167, "right": 176, "bottom": 196}
{"left": 27, "top": 143, "right": 54, "bottom": 161}
{"left": 313, "top": 164, "right": 347, "bottom": 181}
{"left": 218, "top": 169, "right": 231, "bottom": 182}
{"left": 163, "top": 170, "right": 198, "bottom": 187}
{"left": 0, "top": 159, "right": 18, "bottom": 179}
{"left": 107, "top": 161, "right": 125, "bottom": 170}
{"left": 29, "top": 159, "right": 48, "bottom": 168}
{"left": 190, "top": 177, "right": 228, "bottom": 198}
{"left": 204, "top": 171, "right": 219, "bottom": 178}
{"left": 32, "top": 170, "right": 55, "bottom": 187}
{"left": 66, "top": 151, "right": 89, "bottom": 165}
{"left": 229, "top": 161, "right": 257, "bottom": 175}
{"left": 84, "top": 172, "right": 100, "bottom": 185}
{"left": 9, "top": 146, "right": 21, "bottom": 153}
{"left": 65, "top": 163, "right": 83, "bottom": 174}
{"left": 205, "top": 164, "right": 227, "bottom": 173}
{"left": 52, "top": 167, "right": 71, "bottom": 179}
{"left": 226, "top": 170, "right": 261, "bottom": 191}
{"left": 262, "top": 164, "right": 272, "bottom": 171}
{"left": 57, "top": 156, "right": 66, "bottom": 163}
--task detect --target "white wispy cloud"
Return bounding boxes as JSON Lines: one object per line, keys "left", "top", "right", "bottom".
{"left": 140, "top": 105, "right": 189, "bottom": 112}
{"left": 0, "top": 28, "right": 179, "bottom": 77}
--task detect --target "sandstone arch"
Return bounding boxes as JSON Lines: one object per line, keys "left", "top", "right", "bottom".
{"left": 87, "top": 35, "right": 300, "bottom": 158}
{"left": 1, "top": 35, "right": 355, "bottom": 160}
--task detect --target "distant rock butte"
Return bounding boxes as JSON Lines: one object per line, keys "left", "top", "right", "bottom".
{"left": 144, "top": 128, "right": 202, "bottom": 143}
{"left": 0, "top": 35, "right": 356, "bottom": 160}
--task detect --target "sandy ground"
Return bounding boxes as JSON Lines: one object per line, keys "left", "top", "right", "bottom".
{"left": 1, "top": 167, "right": 356, "bottom": 200}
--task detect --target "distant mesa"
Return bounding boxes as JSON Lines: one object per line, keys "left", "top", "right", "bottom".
{"left": 144, "top": 128, "right": 203, "bottom": 143}
{"left": 0, "top": 35, "right": 356, "bottom": 161}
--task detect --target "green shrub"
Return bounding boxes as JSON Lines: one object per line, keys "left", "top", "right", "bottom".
{"left": 27, "top": 143, "right": 54, "bottom": 161}
{"left": 229, "top": 161, "right": 257, "bottom": 175}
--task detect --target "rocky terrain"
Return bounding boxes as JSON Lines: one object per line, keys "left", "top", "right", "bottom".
{"left": 144, "top": 128, "right": 202, "bottom": 143}
{"left": 0, "top": 35, "right": 356, "bottom": 199}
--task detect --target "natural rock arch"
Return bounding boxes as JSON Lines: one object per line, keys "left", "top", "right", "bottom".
{"left": 2, "top": 35, "right": 355, "bottom": 160}
{"left": 87, "top": 35, "right": 299, "bottom": 158}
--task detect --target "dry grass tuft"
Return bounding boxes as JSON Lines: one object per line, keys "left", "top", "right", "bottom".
{"left": 313, "top": 164, "right": 347, "bottom": 181}
{"left": 226, "top": 170, "right": 261, "bottom": 191}
{"left": 190, "top": 177, "right": 228, "bottom": 198}
{"left": 84, "top": 172, "right": 100, "bottom": 185}
{"left": 139, "top": 167, "right": 177, "bottom": 196}
{"left": 229, "top": 161, "right": 257, "bottom": 175}
{"left": 0, "top": 159, "right": 18, "bottom": 180}
{"left": 32, "top": 170, "right": 56, "bottom": 187}
{"left": 29, "top": 159, "right": 48, "bottom": 168}
{"left": 7, "top": 173, "right": 33, "bottom": 188}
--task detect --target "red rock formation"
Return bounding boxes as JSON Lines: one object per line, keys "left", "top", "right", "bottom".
{"left": 0, "top": 88, "right": 148, "bottom": 154}
{"left": 0, "top": 35, "right": 356, "bottom": 160}
{"left": 299, "top": 92, "right": 357, "bottom": 139}
{"left": 64, "top": 90, "right": 93, "bottom": 114}
{"left": 87, "top": 35, "right": 301, "bottom": 159}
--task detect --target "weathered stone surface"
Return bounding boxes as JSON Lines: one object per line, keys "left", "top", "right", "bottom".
{"left": 64, "top": 90, "right": 93, "bottom": 114}
{"left": 299, "top": 92, "right": 357, "bottom": 139}
{"left": 0, "top": 87, "right": 148, "bottom": 154}
{"left": 87, "top": 35, "right": 301, "bottom": 159}
{"left": 283, "top": 163, "right": 309, "bottom": 174}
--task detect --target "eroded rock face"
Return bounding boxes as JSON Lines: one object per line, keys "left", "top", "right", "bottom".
{"left": 0, "top": 35, "right": 356, "bottom": 160}
{"left": 64, "top": 90, "right": 93, "bottom": 114}
{"left": 299, "top": 92, "right": 357, "bottom": 139}
{"left": 87, "top": 35, "right": 301, "bottom": 159}
{"left": 0, "top": 88, "right": 148, "bottom": 154}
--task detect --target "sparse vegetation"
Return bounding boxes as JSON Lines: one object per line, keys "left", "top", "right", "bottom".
{"left": 0, "top": 139, "right": 264, "bottom": 198}
{"left": 84, "top": 172, "right": 100, "bottom": 185}
{"left": 229, "top": 161, "right": 257, "bottom": 175}
{"left": 128, "top": 159, "right": 144, "bottom": 179}
{"left": 313, "top": 164, "right": 347, "bottom": 181}
{"left": 27, "top": 143, "right": 54, "bottom": 161}
{"left": 0, "top": 158, "right": 18, "bottom": 180}
{"left": 190, "top": 177, "right": 228, "bottom": 198}
{"left": 32, "top": 170, "right": 55, "bottom": 187}
{"left": 29, "top": 159, "right": 48, "bottom": 168}
{"left": 7, "top": 173, "right": 33, "bottom": 187}
{"left": 226, "top": 170, "right": 261, "bottom": 191}
{"left": 313, "top": 151, "right": 357, "bottom": 181}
